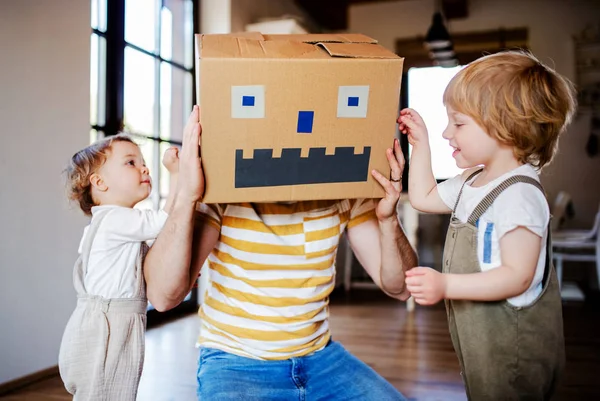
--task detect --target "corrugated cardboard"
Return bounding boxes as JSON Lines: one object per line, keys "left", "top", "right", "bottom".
{"left": 195, "top": 32, "right": 404, "bottom": 203}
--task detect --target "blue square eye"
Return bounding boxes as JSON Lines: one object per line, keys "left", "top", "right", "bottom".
{"left": 347, "top": 97, "right": 359, "bottom": 107}
{"left": 242, "top": 96, "right": 255, "bottom": 107}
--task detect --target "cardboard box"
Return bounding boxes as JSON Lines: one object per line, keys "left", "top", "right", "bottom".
{"left": 195, "top": 32, "right": 404, "bottom": 203}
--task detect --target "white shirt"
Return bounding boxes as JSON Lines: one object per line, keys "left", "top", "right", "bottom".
{"left": 78, "top": 205, "right": 168, "bottom": 298}
{"left": 437, "top": 164, "right": 549, "bottom": 307}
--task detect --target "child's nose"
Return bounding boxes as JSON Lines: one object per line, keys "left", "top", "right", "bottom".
{"left": 141, "top": 165, "right": 149, "bottom": 174}
{"left": 297, "top": 111, "right": 314, "bottom": 134}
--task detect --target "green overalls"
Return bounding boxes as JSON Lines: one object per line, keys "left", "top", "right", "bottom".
{"left": 443, "top": 170, "right": 565, "bottom": 400}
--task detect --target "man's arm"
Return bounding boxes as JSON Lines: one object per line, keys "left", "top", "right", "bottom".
{"left": 346, "top": 138, "right": 418, "bottom": 300}
{"left": 145, "top": 197, "right": 199, "bottom": 311}
{"left": 347, "top": 216, "right": 417, "bottom": 301}
{"left": 144, "top": 106, "right": 213, "bottom": 311}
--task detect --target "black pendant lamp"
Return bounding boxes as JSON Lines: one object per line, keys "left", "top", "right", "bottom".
{"left": 424, "top": 12, "right": 458, "bottom": 67}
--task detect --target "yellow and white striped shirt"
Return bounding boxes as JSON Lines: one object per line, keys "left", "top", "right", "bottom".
{"left": 196, "top": 199, "right": 376, "bottom": 360}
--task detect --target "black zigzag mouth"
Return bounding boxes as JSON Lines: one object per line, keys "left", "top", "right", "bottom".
{"left": 235, "top": 147, "right": 371, "bottom": 188}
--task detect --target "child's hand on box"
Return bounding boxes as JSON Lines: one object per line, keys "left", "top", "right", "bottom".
{"left": 162, "top": 147, "right": 180, "bottom": 174}
{"left": 405, "top": 267, "right": 447, "bottom": 305}
{"left": 398, "top": 108, "right": 429, "bottom": 148}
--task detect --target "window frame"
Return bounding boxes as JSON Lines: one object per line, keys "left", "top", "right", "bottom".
{"left": 91, "top": 0, "right": 200, "bottom": 324}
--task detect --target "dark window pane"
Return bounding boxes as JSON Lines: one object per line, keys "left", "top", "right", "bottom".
{"left": 124, "top": 47, "right": 156, "bottom": 136}
{"left": 125, "top": 0, "right": 159, "bottom": 52}
{"left": 161, "top": 0, "right": 194, "bottom": 68}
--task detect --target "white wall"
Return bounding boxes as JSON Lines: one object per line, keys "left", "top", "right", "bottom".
{"left": 201, "top": 0, "right": 313, "bottom": 35}
{"left": 201, "top": 0, "right": 232, "bottom": 34}
{"left": 0, "top": 0, "right": 90, "bottom": 385}
{"left": 230, "top": 0, "right": 312, "bottom": 33}
{"left": 351, "top": 0, "right": 600, "bottom": 227}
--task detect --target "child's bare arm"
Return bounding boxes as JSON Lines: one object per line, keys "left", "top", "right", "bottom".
{"left": 398, "top": 108, "right": 450, "bottom": 214}
{"left": 405, "top": 227, "right": 541, "bottom": 304}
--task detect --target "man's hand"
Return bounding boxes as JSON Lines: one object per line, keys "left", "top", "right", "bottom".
{"left": 405, "top": 267, "right": 447, "bottom": 305}
{"left": 177, "top": 106, "right": 204, "bottom": 202}
{"left": 371, "top": 138, "right": 404, "bottom": 222}
{"left": 398, "top": 108, "right": 429, "bottom": 148}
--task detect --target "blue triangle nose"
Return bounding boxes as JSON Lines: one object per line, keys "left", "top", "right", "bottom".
{"left": 297, "top": 111, "right": 314, "bottom": 134}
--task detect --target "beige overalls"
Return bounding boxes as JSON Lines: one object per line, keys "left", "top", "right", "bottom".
{"left": 58, "top": 212, "right": 148, "bottom": 401}
{"left": 444, "top": 170, "right": 565, "bottom": 401}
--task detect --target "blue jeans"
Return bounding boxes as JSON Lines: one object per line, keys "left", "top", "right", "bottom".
{"left": 197, "top": 341, "right": 406, "bottom": 400}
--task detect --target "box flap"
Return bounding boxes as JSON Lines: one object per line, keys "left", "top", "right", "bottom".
{"left": 197, "top": 33, "right": 397, "bottom": 59}
{"left": 262, "top": 33, "right": 377, "bottom": 44}
{"left": 317, "top": 42, "right": 400, "bottom": 59}
{"left": 199, "top": 35, "right": 323, "bottom": 59}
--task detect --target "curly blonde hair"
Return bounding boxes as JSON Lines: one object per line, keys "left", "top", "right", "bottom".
{"left": 65, "top": 134, "right": 136, "bottom": 216}
{"left": 443, "top": 50, "right": 577, "bottom": 169}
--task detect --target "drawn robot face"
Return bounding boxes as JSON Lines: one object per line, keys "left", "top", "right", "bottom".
{"left": 231, "top": 84, "right": 372, "bottom": 188}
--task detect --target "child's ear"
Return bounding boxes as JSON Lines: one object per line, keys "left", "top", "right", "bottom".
{"left": 90, "top": 173, "right": 108, "bottom": 192}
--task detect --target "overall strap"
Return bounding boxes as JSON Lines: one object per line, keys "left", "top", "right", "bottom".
{"left": 467, "top": 175, "right": 545, "bottom": 226}
{"left": 452, "top": 169, "right": 484, "bottom": 214}
{"left": 133, "top": 242, "right": 149, "bottom": 299}
{"left": 73, "top": 211, "right": 109, "bottom": 294}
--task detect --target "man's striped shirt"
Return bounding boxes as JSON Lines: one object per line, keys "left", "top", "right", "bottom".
{"left": 195, "top": 199, "right": 376, "bottom": 360}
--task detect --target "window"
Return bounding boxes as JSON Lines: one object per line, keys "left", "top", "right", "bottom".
{"left": 407, "top": 65, "right": 464, "bottom": 181}
{"left": 90, "top": 0, "right": 199, "bottom": 321}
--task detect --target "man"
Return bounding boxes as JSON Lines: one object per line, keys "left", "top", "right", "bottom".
{"left": 144, "top": 106, "right": 417, "bottom": 400}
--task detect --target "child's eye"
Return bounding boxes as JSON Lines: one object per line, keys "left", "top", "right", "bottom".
{"left": 454, "top": 123, "right": 464, "bottom": 128}
{"left": 126, "top": 160, "right": 135, "bottom": 166}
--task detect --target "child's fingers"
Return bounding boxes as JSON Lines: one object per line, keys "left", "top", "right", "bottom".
{"left": 399, "top": 115, "right": 419, "bottom": 131}
{"left": 402, "top": 108, "right": 425, "bottom": 124}
{"left": 405, "top": 276, "right": 423, "bottom": 286}
{"left": 406, "top": 285, "right": 422, "bottom": 294}
{"left": 416, "top": 298, "right": 433, "bottom": 306}
{"left": 400, "top": 108, "right": 415, "bottom": 116}
{"left": 162, "top": 147, "right": 179, "bottom": 165}
{"left": 405, "top": 267, "right": 426, "bottom": 276}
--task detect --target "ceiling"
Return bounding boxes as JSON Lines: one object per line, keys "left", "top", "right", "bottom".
{"left": 294, "top": 0, "right": 468, "bottom": 31}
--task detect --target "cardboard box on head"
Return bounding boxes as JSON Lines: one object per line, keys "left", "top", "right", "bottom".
{"left": 195, "top": 32, "right": 404, "bottom": 203}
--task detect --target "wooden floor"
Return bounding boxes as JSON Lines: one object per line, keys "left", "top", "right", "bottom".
{"left": 2, "top": 290, "right": 599, "bottom": 400}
